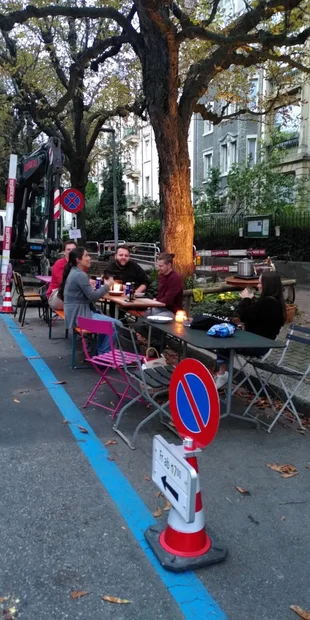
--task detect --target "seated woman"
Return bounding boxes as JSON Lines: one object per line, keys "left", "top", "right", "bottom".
{"left": 215, "top": 271, "right": 286, "bottom": 389}
{"left": 58, "top": 247, "right": 121, "bottom": 355}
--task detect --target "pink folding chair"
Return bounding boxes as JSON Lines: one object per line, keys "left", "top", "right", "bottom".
{"left": 77, "top": 316, "right": 144, "bottom": 418}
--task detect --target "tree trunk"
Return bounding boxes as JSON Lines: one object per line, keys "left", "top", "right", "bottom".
{"left": 152, "top": 118, "right": 194, "bottom": 280}
{"left": 69, "top": 159, "right": 90, "bottom": 243}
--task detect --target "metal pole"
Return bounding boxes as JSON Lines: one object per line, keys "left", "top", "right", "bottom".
{"left": 112, "top": 130, "right": 118, "bottom": 247}
{"left": 1, "top": 154, "right": 17, "bottom": 298}
{"left": 100, "top": 127, "right": 118, "bottom": 247}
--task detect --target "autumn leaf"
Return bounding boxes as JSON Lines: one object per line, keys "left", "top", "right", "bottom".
{"left": 0, "top": 596, "right": 8, "bottom": 603}
{"left": 305, "top": 463, "right": 310, "bottom": 470}
{"left": 105, "top": 439, "right": 117, "bottom": 446}
{"left": 267, "top": 464, "right": 298, "bottom": 478}
{"left": 156, "top": 491, "right": 164, "bottom": 498}
{"left": 235, "top": 486, "right": 251, "bottom": 495}
{"left": 77, "top": 426, "right": 88, "bottom": 434}
{"left": 153, "top": 507, "right": 162, "bottom": 517}
{"left": 13, "top": 399, "right": 20, "bottom": 403}
{"left": 144, "top": 475, "right": 151, "bottom": 481}
{"left": 107, "top": 457, "right": 115, "bottom": 461}
{"left": 70, "top": 590, "right": 89, "bottom": 600}
{"left": 63, "top": 420, "right": 70, "bottom": 424}
{"left": 102, "top": 595, "right": 131, "bottom": 604}
{"left": 52, "top": 380, "right": 67, "bottom": 385}
{"left": 163, "top": 500, "right": 172, "bottom": 511}
{"left": 290, "top": 605, "right": 310, "bottom": 619}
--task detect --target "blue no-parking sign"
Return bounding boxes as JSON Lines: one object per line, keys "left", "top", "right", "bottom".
{"left": 169, "top": 359, "right": 220, "bottom": 448}
{"left": 61, "top": 188, "right": 84, "bottom": 213}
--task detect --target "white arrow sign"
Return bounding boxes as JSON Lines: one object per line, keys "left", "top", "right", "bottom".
{"left": 152, "top": 435, "right": 197, "bottom": 523}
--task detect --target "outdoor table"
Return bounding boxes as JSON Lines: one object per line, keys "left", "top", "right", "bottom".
{"left": 35, "top": 275, "right": 52, "bottom": 284}
{"left": 100, "top": 293, "right": 165, "bottom": 319}
{"left": 142, "top": 318, "right": 285, "bottom": 425}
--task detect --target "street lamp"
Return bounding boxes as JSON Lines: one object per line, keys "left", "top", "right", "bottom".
{"left": 100, "top": 127, "right": 118, "bottom": 247}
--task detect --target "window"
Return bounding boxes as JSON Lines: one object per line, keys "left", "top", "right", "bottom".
{"left": 221, "top": 144, "right": 228, "bottom": 174}
{"left": 145, "top": 176, "right": 150, "bottom": 196}
{"left": 144, "top": 138, "right": 150, "bottom": 160}
{"left": 203, "top": 151, "right": 213, "bottom": 180}
{"left": 249, "top": 78, "right": 259, "bottom": 110}
{"left": 203, "top": 102, "right": 213, "bottom": 134}
{"left": 220, "top": 138, "right": 237, "bottom": 174}
{"left": 246, "top": 136, "right": 257, "bottom": 165}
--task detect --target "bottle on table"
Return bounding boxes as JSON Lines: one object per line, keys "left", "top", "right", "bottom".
{"left": 125, "top": 282, "right": 131, "bottom": 298}
{"left": 95, "top": 277, "right": 102, "bottom": 290}
{"left": 129, "top": 283, "right": 135, "bottom": 301}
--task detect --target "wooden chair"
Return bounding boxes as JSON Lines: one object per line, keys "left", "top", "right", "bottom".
{"left": 13, "top": 272, "right": 45, "bottom": 327}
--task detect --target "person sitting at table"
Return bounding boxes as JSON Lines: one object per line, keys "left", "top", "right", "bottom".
{"left": 46, "top": 240, "right": 77, "bottom": 310}
{"left": 214, "top": 271, "right": 286, "bottom": 389}
{"left": 58, "top": 247, "right": 121, "bottom": 355}
{"left": 107, "top": 245, "right": 149, "bottom": 293}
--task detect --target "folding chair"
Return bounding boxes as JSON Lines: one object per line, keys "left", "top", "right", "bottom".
{"left": 13, "top": 271, "right": 46, "bottom": 326}
{"left": 113, "top": 326, "right": 175, "bottom": 449}
{"left": 241, "top": 324, "right": 309, "bottom": 432}
{"left": 77, "top": 316, "right": 144, "bottom": 417}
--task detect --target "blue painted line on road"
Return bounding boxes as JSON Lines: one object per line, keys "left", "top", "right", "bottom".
{"left": 2, "top": 316, "right": 227, "bottom": 620}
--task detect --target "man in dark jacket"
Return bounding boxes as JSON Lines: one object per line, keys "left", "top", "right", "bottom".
{"left": 107, "top": 245, "right": 149, "bottom": 292}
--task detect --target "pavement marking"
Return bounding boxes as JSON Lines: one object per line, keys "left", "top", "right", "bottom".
{"left": 2, "top": 316, "right": 227, "bottom": 620}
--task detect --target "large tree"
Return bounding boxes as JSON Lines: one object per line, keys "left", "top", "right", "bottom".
{"left": 1, "top": 1, "right": 310, "bottom": 276}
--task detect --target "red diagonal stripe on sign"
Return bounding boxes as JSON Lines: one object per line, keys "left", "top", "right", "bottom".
{"left": 179, "top": 375, "right": 206, "bottom": 433}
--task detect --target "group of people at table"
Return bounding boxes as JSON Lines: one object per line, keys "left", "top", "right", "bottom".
{"left": 45, "top": 241, "right": 286, "bottom": 390}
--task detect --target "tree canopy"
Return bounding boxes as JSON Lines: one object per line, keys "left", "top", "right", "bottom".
{"left": 0, "top": 0, "right": 309, "bottom": 274}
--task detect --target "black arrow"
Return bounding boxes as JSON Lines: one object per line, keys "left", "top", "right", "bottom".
{"left": 161, "top": 476, "right": 179, "bottom": 502}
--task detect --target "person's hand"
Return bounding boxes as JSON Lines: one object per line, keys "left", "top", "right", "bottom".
{"left": 104, "top": 275, "right": 114, "bottom": 288}
{"left": 89, "top": 278, "right": 96, "bottom": 290}
{"left": 239, "top": 288, "right": 254, "bottom": 299}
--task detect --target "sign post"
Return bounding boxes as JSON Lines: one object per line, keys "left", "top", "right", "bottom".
{"left": 61, "top": 188, "right": 84, "bottom": 241}
{"left": 145, "top": 359, "right": 228, "bottom": 572}
{"left": 1, "top": 154, "right": 17, "bottom": 307}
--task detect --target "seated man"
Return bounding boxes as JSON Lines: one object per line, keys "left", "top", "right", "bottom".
{"left": 107, "top": 245, "right": 149, "bottom": 293}
{"left": 46, "top": 240, "right": 77, "bottom": 310}
{"left": 136, "top": 252, "right": 183, "bottom": 349}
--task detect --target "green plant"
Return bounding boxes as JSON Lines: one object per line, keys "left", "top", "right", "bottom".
{"left": 128, "top": 220, "right": 161, "bottom": 243}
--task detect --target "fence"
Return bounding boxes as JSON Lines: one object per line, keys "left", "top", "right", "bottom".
{"left": 194, "top": 211, "right": 310, "bottom": 261}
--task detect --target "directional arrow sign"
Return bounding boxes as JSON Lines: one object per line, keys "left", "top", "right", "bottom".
{"left": 161, "top": 476, "right": 179, "bottom": 502}
{"left": 152, "top": 435, "right": 197, "bottom": 523}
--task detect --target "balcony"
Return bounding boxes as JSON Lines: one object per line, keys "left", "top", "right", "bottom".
{"left": 124, "top": 163, "right": 141, "bottom": 179}
{"left": 126, "top": 193, "right": 140, "bottom": 207}
{"left": 123, "top": 126, "right": 139, "bottom": 144}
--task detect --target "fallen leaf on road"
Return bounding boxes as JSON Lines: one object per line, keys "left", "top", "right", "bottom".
{"left": 0, "top": 597, "right": 8, "bottom": 603}
{"left": 156, "top": 491, "right": 164, "bottom": 498}
{"left": 267, "top": 464, "right": 298, "bottom": 478}
{"left": 153, "top": 507, "right": 162, "bottom": 517}
{"left": 281, "top": 516, "right": 286, "bottom": 521}
{"left": 70, "top": 590, "right": 89, "bottom": 600}
{"left": 163, "top": 500, "right": 172, "bottom": 511}
{"left": 290, "top": 605, "right": 310, "bottom": 619}
{"left": 102, "top": 595, "right": 131, "bottom": 604}
{"left": 27, "top": 355, "right": 40, "bottom": 359}
{"left": 63, "top": 420, "right": 71, "bottom": 424}
{"left": 105, "top": 439, "right": 117, "bottom": 446}
{"left": 19, "top": 390, "right": 29, "bottom": 394}
{"left": 77, "top": 425, "right": 88, "bottom": 434}
{"left": 52, "top": 380, "right": 67, "bottom": 385}
{"left": 107, "top": 457, "right": 115, "bottom": 461}
{"left": 144, "top": 475, "right": 151, "bottom": 481}
{"left": 235, "top": 486, "right": 251, "bottom": 495}
{"left": 305, "top": 463, "right": 310, "bottom": 470}
{"left": 109, "top": 401, "right": 115, "bottom": 407}
{"left": 13, "top": 399, "right": 20, "bottom": 403}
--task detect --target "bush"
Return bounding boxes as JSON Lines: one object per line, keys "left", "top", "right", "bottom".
{"left": 129, "top": 220, "right": 161, "bottom": 243}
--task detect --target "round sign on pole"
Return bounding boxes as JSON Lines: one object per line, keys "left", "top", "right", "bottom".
{"left": 60, "top": 188, "right": 84, "bottom": 214}
{"left": 169, "top": 359, "right": 220, "bottom": 448}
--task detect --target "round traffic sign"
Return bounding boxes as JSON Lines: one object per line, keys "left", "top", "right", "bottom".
{"left": 60, "top": 188, "right": 84, "bottom": 213}
{"left": 169, "top": 359, "right": 220, "bottom": 448}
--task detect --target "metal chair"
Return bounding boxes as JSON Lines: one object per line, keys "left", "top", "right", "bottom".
{"left": 77, "top": 316, "right": 144, "bottom": 417}
{"left": 113, "top": 326, "right": 175, "bottom": 449}
{"left": 13, "top": 271, "right": 45, "bottom": 326}
{"left": 240, "top": 324, "right": 309, "bottom": 432}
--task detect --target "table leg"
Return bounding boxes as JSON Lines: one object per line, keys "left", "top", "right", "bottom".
{"left": 114, "top": 305, "right": 119, "bottom": 320}
{"left": 220, "top": 349, "right": 234, "bottom": 418}
{"left": 147, "top": 325, "right": 152, "bottom": 349}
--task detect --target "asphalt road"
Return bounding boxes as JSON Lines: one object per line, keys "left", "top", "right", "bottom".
{"left": 0, "top": 313, "right": 309, "bottom": 620}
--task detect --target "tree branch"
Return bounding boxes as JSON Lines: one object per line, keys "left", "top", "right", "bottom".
{"left": 40, "top": 20, "right": 68, "bottom": 89}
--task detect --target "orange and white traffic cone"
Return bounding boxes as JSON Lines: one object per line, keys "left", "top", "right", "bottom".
{"left": 0, "top": 282, "right": 14, "bottom": 313}
{"left": 145, "top": 445, "right": 227, "bottom": 572}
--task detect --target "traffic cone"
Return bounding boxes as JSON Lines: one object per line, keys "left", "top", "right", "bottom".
{"left": 159, "top": 455, "right": 211, "bottom": 557}
{"left": 145, "top": 452, "right": 227, "bottom": 572}
{"left": 0, "top": 282, "right": 14, "bottom": 313}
